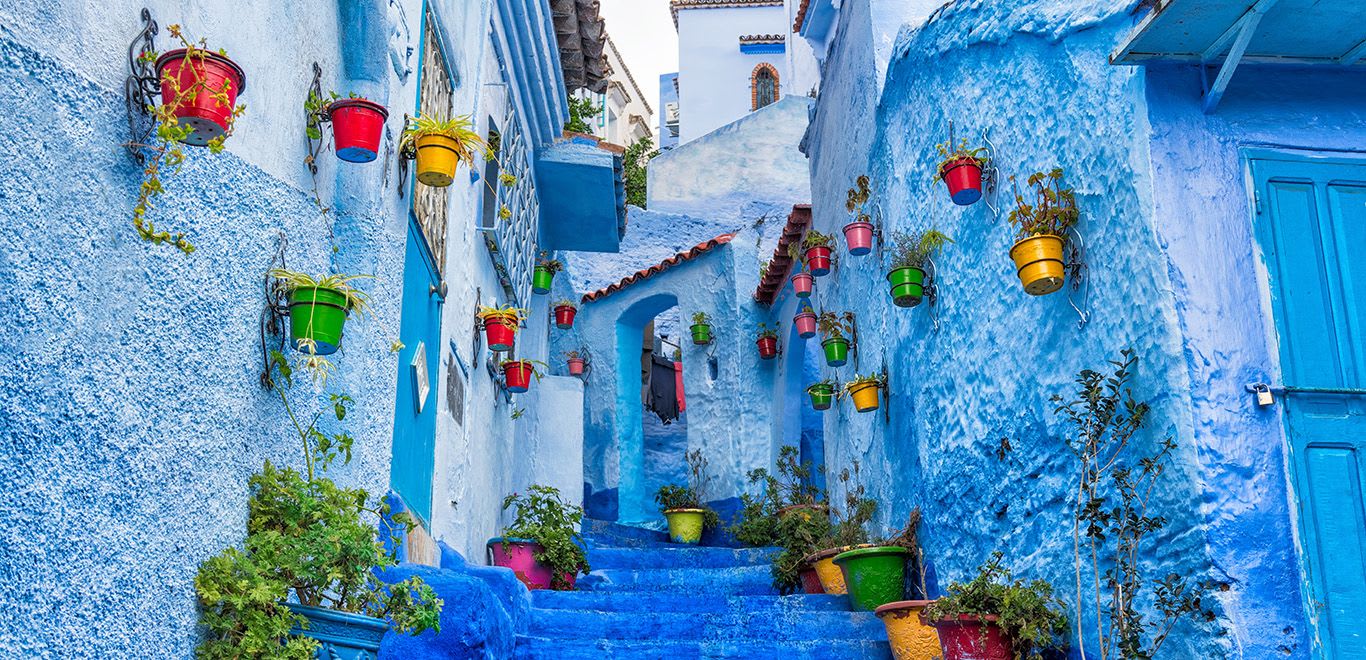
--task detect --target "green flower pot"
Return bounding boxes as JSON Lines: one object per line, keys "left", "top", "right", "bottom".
{"left": 691, "top": 323, "right": 713, "bottom": 345}
{"left": 532, "top": 266, "right": 555, "bottom": 295}
{"left": 664, "top": 508, "right": 705, "bottom": 545}
{"left": 833, "top": 546, "right": 909, "bottom": 611}
{"left": 822, "top": 336, "right": 850, "bottom": 367}
{"left": 887, "top": 266, "right": 926, "bottom": 308}
{"left": 808, "top": 384, "right": 835, "bottom": 410}
{"left": 288, "top": 286, "right": 350, "bottom": 356}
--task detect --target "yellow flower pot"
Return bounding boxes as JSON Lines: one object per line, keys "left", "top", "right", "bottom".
{"left": 1009, "top": 234, "right": 1066, "bottom": 296}
{"left": 415, "top": 134, "right": 460, "bottom": 187}
{"left": 875, "top": 600, "right": 941, "bottom": 660}
{"left": 848, "top": 381, "right": 881, "bottom": 412}
{"left": 803, "top": 545, "right": 873, "bottom": 595}
{"left": 663, "top": 508, "right": 705, "bottom": 545}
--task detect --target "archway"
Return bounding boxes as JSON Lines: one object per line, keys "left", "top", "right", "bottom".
{"left": 610, "top": 292, "right": 681, "bottom": 525}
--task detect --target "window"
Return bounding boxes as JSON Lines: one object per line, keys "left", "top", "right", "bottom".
{"left": 751, "top": 63, "right": 779, "bottom": 111}
{"left": 412, "top": 7, "right": 455, "bottom": 273}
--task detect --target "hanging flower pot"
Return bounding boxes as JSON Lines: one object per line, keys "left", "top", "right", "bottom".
{"left": 791, "top": 271, "right": 813, "bottom": 298}
{"left": 846, "top": 377, "right": 882, "bottom": 413}
{"left": 1009, "top": 234, "right": 1066, "bottom": 296}
{"left": 874, "top": 600, "right": 941, "bottom": 660}
{"left": 286, "top": 603, "right": 387, "bottom": 659}
{"left": 799, "top": 564, "right": 826, "bottom": 594}
{"left": 822, "top": 337, "right": 849, "bottom": 367}
{"left": 887, "top": 267, "right": 927, "bottom": 308}
{"left": 488, "top": 538, "right": 577, "bottom": 590}
{"left": 806, "top": 382, "right": 835, "bottom": 411}
{"left": 553, "top": 302, "right": 577, "bottom": 329}
{"left": 940, "top": 157, "right": 983, "bottom": 206}
{"left": 155, "top": 49, "right": 246, "bottom": 147}
{"left": 477, "top": 305, "right": 527, "bottom": 352}
{"left": 285, "top": 286, "right": 351, "bottom": 356}
{"left": 928, "top": 614, "right": 1013, "bottom": 660}
{"left": 690, "top": 312, "right": 713, "bottom": 345}
{"left": 532, "top": 259, "right": 563, "bottom": 295}
{"left": 805, "top": 246, "right": 833, "bottom": 277}
{"left": 756, "top": 336, "right": 779, "bottom": 360}
{"left": 328, "top": 98, "right": 388, "bottom": 163}
{"left": 843, "top": 221, "right": 875, "bottom": 256}
{"left": 794, "top": 311, "right": 817, "bottom": 339}
{"left": 834, "top": 546, "right": 909, "bottom": 611}
{"left": 567, "top": 356, "right": 586, "bottom": 376}
{"left": 502, "top": 360, "right": 539, "bottom": 394}
{"left": 663, "top": 508, "right": 706, "bottom": 545}
{"left": 400, "top": 114, "right": 485, "bottom": 188}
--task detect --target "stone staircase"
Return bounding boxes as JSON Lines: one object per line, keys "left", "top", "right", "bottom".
{"left": 513, "top": 520, "right": 892, "bottom": 659}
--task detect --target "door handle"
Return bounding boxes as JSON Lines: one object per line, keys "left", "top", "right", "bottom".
{"left": 429, "top": 281, "right": 448, "bottom": 300}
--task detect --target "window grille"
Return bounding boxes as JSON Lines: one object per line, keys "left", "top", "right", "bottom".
{"left": 412, "top": 7, "right": 455, "bottom": 273}
{"left": 482, "top": 96, "right": 538, "bottom": 305}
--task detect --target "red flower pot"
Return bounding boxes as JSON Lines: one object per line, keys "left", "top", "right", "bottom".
{"left": 794, "top": 311, "right": 817, "bottom": 338}
{"left": 929, "top": 614, "right": 1013, "bottom": 660}
{"left": 799, "top": 565, "right": 826, "bottom": 594}
{"left": 328, "top": 98, "right": 388, "bottom": 163}
{"left": 791, "top": 272, "right": 813, "bottom": 298}
{"left": 503, "top": 361, "right": 535, "bottom": 393}
{"left": 756, "top": 336, "right": 779, "bottom": 360}
{"left": 567, "top": 358, "right": 585, "bottom": 376}
{"left": 806, "top": 246, "right": 833, "bottom": 277}
{"left": 155, "top": 49, "right": 246, "bottom": 147}
{"left": 554, "top": 305, "right": 577, "bottom": 329}
{"left": 484, "top": 317, "right": 516, "bottom": 351}
{"left": 842, "top": 221, "right": 875, "bottom": 256}
{"left": 941, "top": 157, "right": 984, "bottom": 206}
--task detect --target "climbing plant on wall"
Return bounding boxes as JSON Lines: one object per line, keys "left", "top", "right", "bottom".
{"left": 623, "top": 135, "right": 659, "bottom": 208}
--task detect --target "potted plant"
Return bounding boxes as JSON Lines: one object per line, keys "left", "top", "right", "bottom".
{"left": 489, "top": 485, "right": 590, "bottom": 590}
{"left": 730, "top": 445, "right": 823, "bottom": 548}
{"left": 843, "top": 175, "right": 876, "bottom": 256}
{"left": 270, "top": 270, "right": 373, "bottom": 358}
{"left": 817, "top": 312, "right": 854, "bottom": 367}
{"left": 887, "top": 229, "right": 953, "bottom": 308}
{"left": 501, "top": 359, "right": 546, "bottom": 394}
{"left": 690, "top": 312, "right": 714, "bottom": 345}
{"left": 399, "top": 113, "right": 487, "bottom": 187}
{"left": 755, "top": 322, "right": 780, "bottom": 360}
{"left": 844, "top": 373, "right": 885, "bottom": 413}
{"left": 533, "top": 256, "right": 563, "bottom": 295}
{"left": 477, "top": 305, "right": 527, "bottom": 352}
{"left": 654, "top": 450, "right": 722, "bottom": 545}
{"left": 922, "top": 552, "right": 1069, "bottom": 660}
{"left": 1007, "top": 168, "right": 1078, "bottom": 296}
{"left": 873, "top": 509, "right": 941, "bottom": 660}
{"left": 794, "top": 305, "right": 818, "bottom": 339}
{"left": 802, "top": 231, "right": 836, "bottom": 277}
{"left": 131, "top": 26, "right": 246, "bottom": 254}
{"left": 323, "top": 93, "right": 388, "bottom": 163}
{"left": 565, "top": 350, "right": 587, "bottom": 376}
{"left": 934, "top": 137, "right": 989, "bottom": 206}
{"left": 196, "top": 354, "right": 442, "bottom": 659}
{"left": 791, "top": 269, "right": 814, "bottom": 298}
{"left": 772, "top": 498, "right": 834, "bottom": 595}
{"left": 802, "top": 463, "right": 877, "bottom": 596}
{"left": 553, "top": 300, "right": 577, "bottom": 329}
{"left": 806, "top": 379, "right": 836, "bottom": 410}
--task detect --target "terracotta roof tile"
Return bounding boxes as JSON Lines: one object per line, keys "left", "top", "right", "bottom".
{"left": 754, "top": 205, "right": 812, "bottom": 305}
{"left": 582, "top": 233, "right": 736, "bottom": 303}
{"left": 793, "top": 0, "right": 812, "bottom": 32}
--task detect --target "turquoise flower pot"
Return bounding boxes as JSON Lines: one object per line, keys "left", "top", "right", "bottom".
{"left": 287, "top": 603, "right": 388, "bottom": 660}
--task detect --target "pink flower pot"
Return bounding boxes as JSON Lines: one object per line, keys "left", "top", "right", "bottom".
{"left": 843, "top": 221, "right": 875, "bottom": 256}
{"left": 488, "top": 538, "right": 576, "bottom": 591}
{"left": 567, "top": 358, "right": 585, "bottom": 376}
{"left": 794, "top": 312, "right": 817, "bottom": 338}
{"left": 791, "top": 272, "right": 813, "bottom": 298}
{"left": 806, "top": 246, "right": 833, "bottom": 277}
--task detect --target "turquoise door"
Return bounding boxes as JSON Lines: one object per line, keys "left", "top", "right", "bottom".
{"left": 1251, "top": 152, "right": 1366, "bottom": 658}
{"left": 391, "top": 217, "right": 443, "bottom": 526}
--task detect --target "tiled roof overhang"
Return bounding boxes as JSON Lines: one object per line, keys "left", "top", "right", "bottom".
{"left": 754, "top": 205, "right": 812, "bottom": 305}
{"left": 552, "top": 0, "right": 608, "bottom": 93}
{"left": 670, "top": 0, "right": 785, "bottom": 28}
{"left": 582, "top": 233, "right": 736, "bottom": 303}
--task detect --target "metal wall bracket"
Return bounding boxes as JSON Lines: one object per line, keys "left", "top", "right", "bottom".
{"left": 123, "top": 8, "right": 160, "bottom": 164}
{"left": 304, "top": 62, "right": 330, "bottom": 175}
{"left": 397, "top": 112, "right": 415, "bottom": 197}
{"left": 1200, "top": 0, "right": 1281, "bottom": 113}
{"left": 980, "top": 129, "right": 1001, "bottom": 217}
{"left": 258, "top": 231, "right": 290, "bottom": 388}
{"left": 924, "top": 255, "right": 943, "bottom": 333}
{"left": 1064, "top": 225, "right": 1091, "bottom": 328}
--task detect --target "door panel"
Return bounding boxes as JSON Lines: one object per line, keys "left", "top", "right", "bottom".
{"left": 1252, "top": 153, "right": 1366, "bottom": 658}
{"left": 390, "top": 217, "right": 442, "bottom": 526}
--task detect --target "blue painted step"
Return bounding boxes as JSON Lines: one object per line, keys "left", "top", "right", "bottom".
{"left": 531, "top": 608, "right": 887, "bottom": 641}
{"left": 533, "top": 591, "right": 854, "bottom": 614}
{"left": 513, "top": 637, "right": 894, "bottom": 659}
{"left": 579, "top": 565, "right": 776, "bottom": 594}
{"left": 588, "top": 545, "right": 777, "bottom": 570}
{"left": 582, "top": 518, "right": 671, "bottom": 548}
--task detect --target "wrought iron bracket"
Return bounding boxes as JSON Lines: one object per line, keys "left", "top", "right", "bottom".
{"left": 304, "top": 62, "right": 330, "bottom": 175}
{"left": 258, "top": 232, "right": 290, "bottom": 388}
{"left": 124, "top": 8, "right": 160, "bottom": 164}
{"left": 846, "top": 311, "right": 861, "bottom": 372}
{"left": 397, "top": 112, "right": 416, "bottom": 197}
{"left": 980, "top": 128, "right": 1002, "bottom": 217}
{"left": 924, "top": 255, "right": 942, "bottom": 333}
{"left": 1064, "top": 225, "right": 1091, "bottom": 328}
{"left": 485, "top": 355, "right": 512, "bottom": 405}
{"left": 880, "top": 365, "right": 891, "bottom": 425}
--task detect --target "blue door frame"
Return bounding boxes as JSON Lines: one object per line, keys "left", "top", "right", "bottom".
{"left": 1250, "top": 150, "right": 1366, "bottom": 658}
{"left": 390, "top": 216, "right": 443, "bottom": 527}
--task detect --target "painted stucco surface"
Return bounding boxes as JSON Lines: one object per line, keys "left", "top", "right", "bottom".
{"left": 673, "top": 3, "right": 795, "bottom": 143}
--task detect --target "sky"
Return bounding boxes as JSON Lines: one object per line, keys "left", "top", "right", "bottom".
{"left": 597, "top": 0, "right": 679, "bottom": 139}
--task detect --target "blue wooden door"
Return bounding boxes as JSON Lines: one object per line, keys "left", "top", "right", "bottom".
{"left": 1251, "top": 153, "right": 1366, "bottom": 658}
{"left": 390, "top": 217, "right": 443, "bottom": 526}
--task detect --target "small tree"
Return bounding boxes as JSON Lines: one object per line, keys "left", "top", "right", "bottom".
{"left": 564, "top": 96, "right": 601, "bottom": 134}
{"left": 624, "top": 136, "right": 659, "bottom": 208}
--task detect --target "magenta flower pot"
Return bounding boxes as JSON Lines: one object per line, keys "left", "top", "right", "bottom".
{"left": 806, "top": 246, "right": 833, "bottom": 277}
{"left": 488, "top": 538, "right": 576, "bottom": 591}
{"left": 794, "top": 312, "right": 817, "bottom": 338}
{"left": 843, "top": 221, "right": 875, "bottom": 256}
{"left": 791, "top": 272, "right": 813, "bottom": 298}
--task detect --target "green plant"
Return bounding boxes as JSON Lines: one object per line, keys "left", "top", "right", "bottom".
{"left": 565, "top": 350, "right": 582, "bottom": 360}
{"left": 500, "top": 485, "right": 590, "bottom": 589}
{"left": 824, "top": 461, "right": 876, "bottom": 548}
{"left": 553, "top": 299, "right": 577, "bottom": 310}
{"left": 759, "top": 259, "right": 770, "bottom": 281}
{"left": 801, "top": 230, "right": 835, "bottom": 251}
{"left": 196, "top": 354, "right": 442, "bottom": 659}
{"left": 499, "top": 172, "right": 518, "bottom": 187}
{"left": 843, "top": 373, "right": 884, "bottom": 393}
{"left": 270, "top": 269, "right": 375, "bottom": 382}
{"left": 883, "top": 507, "right": 928, "bottom": 598}
{"left": 923, "top": 552, "right": 1070, "bottom": 660}
{"left": 757, "top": 322, "right": 780, "bottom": 340}
{"left": 477, "top": 304, "right": 529, "bottom": 329}
{"left": 1055, "top": 350, "right": 1208, "bottom": 659}
{"left": 399, "top": 114, "right": 487, "bottom": 169}
{"left": 536, "top": 256, "right": 564, "bottom": 274}
{"left": 500, "top": 358, "right": 548, "bottom": 383}
{"left": 817, "top": 311, "right": 854, "bottom": 340}
{"left": 564, "top": 96, "right": 601, "bottom": 134}
{"left": 730, "top": 445, "right": 825, "bottom": 548}
{"left": 805, "top": 379, "right": 837, "bottom": 396}
{"left": 624, "top": 136, "right": 659, "bottom": 208}
{"left": 771, "top": 501, "right": 832, "bottom": 593}
{"left": 846, "top": 174, "right": 872, "bottom": 223}
{"left": 934, "top": 137, "right": 988, "bottom": 182}
{"left": 654, "top": 450, "right": 723, "bottom": 529}
{"left": 1008, "top": 168, "right": 1079, "bottom": 240}
{"left": 691, "top": 311, "right": 711, "bottom": 326}
{"left": 129, "top": 25, "right": 246, "bottom": 254}
{"left": 889, "top": 229, "right": 954, "bottom": 270}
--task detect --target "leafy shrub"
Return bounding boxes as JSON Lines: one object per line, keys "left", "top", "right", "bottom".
{"left": 923, "top": 552, "right": 1069, "bottom": 660}
{"left": 500, "top": 485, "right": 590, "bottom": 590}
